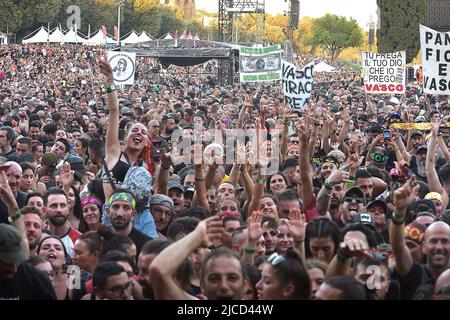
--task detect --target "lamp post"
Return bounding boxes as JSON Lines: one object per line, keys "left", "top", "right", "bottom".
{"left": 117, "top": 0, "right": 126, "bottom": 45}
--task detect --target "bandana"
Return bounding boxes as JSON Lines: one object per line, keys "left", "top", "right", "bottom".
{"left": 370, "top": 152, "right": 388, "bottom": 163}
{"left": 81, "top": 197, "right": 103, "bottom": 210}
{"left": 404, "top": 223, "right": 425, "bottom": 244}
{"left": 109, "top": 192, "right": 136, "bottom": 209}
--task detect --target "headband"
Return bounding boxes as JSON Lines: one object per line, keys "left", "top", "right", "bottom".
{"left": 370, "top": 152, "right": 388, "bottom": 163}
{"left": 109, "top": 192, "right": 136, "bottom": 209}
{"left": 81, "top": 197, "right": 103, "bottom": 210}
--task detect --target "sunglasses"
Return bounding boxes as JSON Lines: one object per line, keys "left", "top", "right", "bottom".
{"left": 370, "top": 153, "right": 388, "bottom": 163}
{"left": 263, "top": 230, "right": 278, "bottom": 238}
{"left": 344, "top": 196, "right": 365, "bottom": 204}
{"left": 267, "top": 253, "right": 286, "bottom": 266}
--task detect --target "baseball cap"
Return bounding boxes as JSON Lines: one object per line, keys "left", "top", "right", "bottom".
{"left": 351, "top": 213, "right": 376, "bottom": 232}
{"left": 416, "top": 145, "right": 428, "bottom": 154}
{"left": 65, "top": 155, "right": 85, "bottom": 172}
{"left": 0, "top": 224, "right": 28, "bottom": 264}
{"left": 168, "top": 181, "right": 184, "bottom": 193}
{"left": 150, "top": 194, "right": 173, "bottom": 210}
{"left": 42, "top": 152, "right": 58, "bottom": 169}
{"left": 413, "top": 199, "right": 436, "bottom": 215}
{"left": 390, "top": 112, "right": 401, "bottom": 119}
{"left": 366, "top": 199, "right": 387, "bottom": 214}
{"left": 343, "top": 187, "right": 365, "bottom": 201}
{"left": 184, "top": 185, "right": 196, "bottom": 194}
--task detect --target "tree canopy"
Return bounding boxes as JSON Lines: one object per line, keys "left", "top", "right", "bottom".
{"left": 377, "top": 0, "right": 427, "bottom": 63}
{"left": 310, "top": 14, "right": 364, "bottom": 61}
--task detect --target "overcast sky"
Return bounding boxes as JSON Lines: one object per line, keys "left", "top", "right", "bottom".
{"left": 195, "top": 0, "right": 378, "bottom": 30}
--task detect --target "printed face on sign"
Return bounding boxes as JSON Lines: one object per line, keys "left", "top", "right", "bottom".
{"left": 109, "top": 54, "right": 135, "bottom": 83}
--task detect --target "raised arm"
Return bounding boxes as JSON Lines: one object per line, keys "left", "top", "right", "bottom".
{"left": 0, "top": 170, "right": 29, "bottom": 258}
{"left": 437, "top": 134, "right": 450, "bottom": 162}
{"left": 390, "top": 176, "right": 419, "bottom": 277}
{"left": 298, "top": 119, "right": 314, "bottom": 210}
{"left": 316, "top": 170, "right": 351, "bottom": 215}
{"left": 98, "top": 57, "right": 120, "bottom": 166}
{"left": 194, "top": 164, "right": 210, "bottom": 212}
{"left": 426, "top": 123, "right": 449, "bottom": 209}
{"left": 155, "top": 152, "right": 172, "bottom": 195}
{"left": 149, "top": 216, "right": 223, "bottom": 300}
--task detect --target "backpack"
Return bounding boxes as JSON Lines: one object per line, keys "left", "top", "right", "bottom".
{"left": 121, "top": 166, "right": 153, "bottom": 212}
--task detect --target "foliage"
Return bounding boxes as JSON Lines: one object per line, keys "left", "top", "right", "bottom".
{"left": 310, "top": 14, "right": 364, "bottom": 61}
{"left": 0, "top": 0, "right": 23, "bottom": 33}
{"left": 377, "top": 0, "right": 427, "bottom": 64}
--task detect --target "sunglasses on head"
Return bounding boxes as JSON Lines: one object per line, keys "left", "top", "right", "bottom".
{"left": 344, "top": 196, "right": 365, "bottom": 204}
{"left": 267, "top": 253, "right": 286, "bottom": 266}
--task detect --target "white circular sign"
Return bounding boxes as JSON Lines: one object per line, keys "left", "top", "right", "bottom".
{"left": 109, "top": 53, "right": 135, "bottom": 83}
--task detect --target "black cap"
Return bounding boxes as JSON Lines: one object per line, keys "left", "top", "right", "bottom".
{"left": 184, "top": 185, "right": 196, "bottom": 194}
{"left": 366, "top": 199, "right": 387, "bottom": 214}
{"left": 417, "top": 145, "right": 428, "bottom": 154}
{"left": 344, "top": 187, "right": 365, "bottom": 200}
{"left": 413, "top": 199, "right": 436, "bottom": 215}
{"left": 411, "top": 131, "right": 424, "bottom": 138}
{"left": 368, "top": 123, "right": 383, "bottom": 133}
{"left": 352, "top": 213, "right": 376, "bottom": 232}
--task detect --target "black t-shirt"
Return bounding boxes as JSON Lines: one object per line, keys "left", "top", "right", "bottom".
{"left": 0, "top": 262, "right": 57, "bottom": 300}
{"left": 397, "top": 262, "right": 434, "bottom": 300}
{"left": 3, "top": 149, "right": 20, "bottom": 163}
{"left": 129, "top": 228, "right": 152, "bottom": 257}
{"left": 0, "top": 191, "right": 28, "bottom": 224}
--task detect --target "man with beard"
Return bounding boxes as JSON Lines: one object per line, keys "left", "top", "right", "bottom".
{"left": 316, "top": 170, "right": 349, "bottom": 220}
{"left": 281, "top": 158, "right": 300, "bottom": 188}
{"left": 336, "top": 187, "right": 366, "bottom": 229}
{"left": 160, "top": 114, "right": 177, "bottom": 145}
{"left": 43, "top": 188, "right": 81, "bottom": 258}
{"left": 150, "top": 216, "right": 246, "bottom": 300}
{"left": 410, "top": 145, "right": 428, "bottom": 182}
{"left": 137, "top": 240, "right": 171, "bottom": 299}
{"left": 149, "top": 194, "right": 174, "bottom": 239}
{"left": 390, "top": 176, "right": 450, "bottom": 299}
{"left": 108, "top": 189, "right": 152, "bottom": 257}
{"left": 22, "top": 207, "right": 43, "bottom": 256}
{"left": 168, "top": 181, "right": 185, "bottom": 219}
{"left": 314, "top": 156, "right": 338, "bottom": 189}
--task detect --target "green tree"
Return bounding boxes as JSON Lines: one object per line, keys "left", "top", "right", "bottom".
{"left": 0, "top": 0, "right": 23, "bottom": 33}
{"left": 377, "top": 0, "right": 427, "bottom": 63}
{"left": 121, "top": 0, "right": 161, "bottom": 36}
{"left": 16, "top": 0, "right": 62, "bottom": 37}
{"left": 157, "top": 5, "right": 185, "bottom": 37}
{"left": 311, "top": 14, "right": 364, "bottom": 61}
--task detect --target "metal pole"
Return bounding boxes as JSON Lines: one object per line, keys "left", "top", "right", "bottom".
{"left": 118, "top": 5, "right": 121, "bottom": 45}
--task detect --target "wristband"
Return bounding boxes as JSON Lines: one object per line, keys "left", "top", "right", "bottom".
{"left": 294, "top": 239, "right": 304, "bottom": 245}
{"left": 8, "top": 212, "right": 22, "bottom": 223}
{"left": 106, "top": 84, "right": 117, "bottom": 93}
{"left": 336, "top": 249, "right": 350, "bottom": 263}
{"left": 392, "top": 212, "right": 405, "bottom": 225}
{"left": 244, "top": 247, "right": 256, "bottom": 255}
{"left": 255, "top": 178, "right": 265, "bottom": 185}
{"left": 195, "top": 177, "right": 205, "bottom": 182}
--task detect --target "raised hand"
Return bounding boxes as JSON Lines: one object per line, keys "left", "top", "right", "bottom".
{"left": 327, "top": 170, "right": 352, "bottom": 186}
{"left": 0, "top": 170, "right": 17, "bottom": 209}
{"left": 247, "top": 210, "right": 263, "bottom": 243}
{"left": 97, "top": 55, "right": 113, "bottom": 80}
{"left": 287, "top": 207, "right": 306, "bottom": 242}
{"left": 196, "top": 216, "right": 224, "bottom": 248}
{"left": 338, "top": 236, "right": 373, "bottom": 260}
{"left": 60, "top": 162, "right": 74, "bottom": 189}
{"left": 393, "top": 175, "right": 420, "bottom": 214}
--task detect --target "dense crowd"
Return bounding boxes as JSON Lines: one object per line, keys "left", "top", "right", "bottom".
{"left": 0, "top": 43, "right": 449, "bottom": 301}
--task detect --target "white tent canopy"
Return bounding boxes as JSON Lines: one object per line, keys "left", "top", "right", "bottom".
{"left": 84, "top": 29, "right": 116, "bottom": 45}
{"left": 162, "top": 33, "right": 174, "bottom": 40}
{"left": 63, "top": 28, "right": 85, "bottom": 43}
{"left": 48, "top": 27, "right": 65, "bottom": 43}
{"left": 138, "top": 31, "right": 153, "bottom": 42}
{"left": 314, "top": 61, "right": 336, "bottom": 73}
{"left": 121, "top": 31, "right": 140, "bottom": 44}
{"left": 22, "top": 27, "right": 49, "bottom": 44}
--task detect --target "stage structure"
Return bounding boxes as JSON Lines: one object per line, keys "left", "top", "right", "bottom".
{"left": 218, "top": 0, "right": 266, "bottom": 85}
